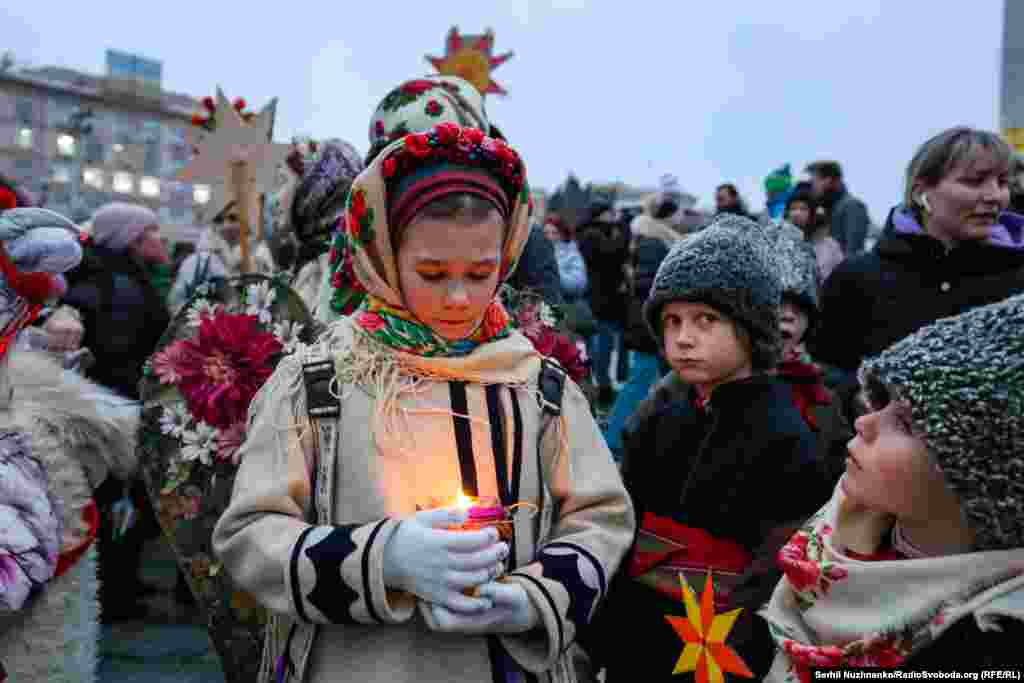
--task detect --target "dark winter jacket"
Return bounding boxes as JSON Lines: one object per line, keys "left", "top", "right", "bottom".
{"left": 814, "top": 207, "right": 1024, "bottom": 377}
{"left": 508, "top": 223, "right": 564, "bottom": 306}
{"left": 584, "top": 376, "right": 833, "bottom": 681}
{"left": 622, "top": 235, "right": 671, "bottom": 353}
{"left": 576, "top": 219, "right": 629, "bottom": 323}
{"left": 825, "top": 185, "right": 871, "bottom": 255}
{"left": 63, "top": 247, "right": 171, "bottom": 399}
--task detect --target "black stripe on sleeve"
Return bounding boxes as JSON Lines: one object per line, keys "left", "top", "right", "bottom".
{"left": 289, "top": 525, "right": 317, "bottom": 623}
{"left": 361, "top": 519, "right": 390, "bottom": 623}
{"left": 543, "top": 541, "right": 607, "bottom": 600}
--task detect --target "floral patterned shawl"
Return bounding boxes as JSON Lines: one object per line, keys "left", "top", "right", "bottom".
{"left": 759, "top": 482, "right": 1024, "bottom": 682}
{"left": 326, "top": 122, "right": 533, "bottom": 358}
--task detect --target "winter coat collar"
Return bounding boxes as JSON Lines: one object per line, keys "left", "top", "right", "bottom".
{"left": 875, "top": 207, "right": 1024, "bottom": 270}
{"left": 890, "top": 205, "right": 1024, "bottom": 251}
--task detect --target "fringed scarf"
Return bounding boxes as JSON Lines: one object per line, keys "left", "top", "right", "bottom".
{"left": 759, "top": 484, "right": 1024, "bottom": 682}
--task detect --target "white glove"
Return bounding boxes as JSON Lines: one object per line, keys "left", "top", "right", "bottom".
{"left": 382, "top": 507, "right": 509, "bottom": 614}
{"left": 425, "top": 580, "right": 539, "bottom": 635}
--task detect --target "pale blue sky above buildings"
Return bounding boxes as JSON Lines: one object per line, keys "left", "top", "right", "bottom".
{"left": 2, "top": 0, "right": 1004, "bottom": 221}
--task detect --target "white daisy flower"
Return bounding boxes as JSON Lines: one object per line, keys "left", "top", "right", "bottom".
{"left": 181, "top": 422, "right": 218, "bottom": 466}
{"left": 246, "top": 281, "right": 277, "bottom": 324}
{"left": 158, "top": 403, "right": 189, "bottom": 438}
{"left": 273, "top": 320, "right": 305, "bottom": 355}
{"left": 186, "top": 299, "right": 220, "bottom": 329}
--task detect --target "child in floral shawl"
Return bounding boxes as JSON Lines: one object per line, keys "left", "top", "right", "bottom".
{"left": 214, "top": 123, "right": 633, "bottom": 683}
{"left": 760, "top": 293, "right": 1024, "bottom": 680}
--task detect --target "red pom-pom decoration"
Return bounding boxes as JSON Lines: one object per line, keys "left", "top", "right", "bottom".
{"left": 0, "top": 187, "right": 17, "bottom": 211}
{"left": 0, "top": 245, "right": 61, "bottom": 304}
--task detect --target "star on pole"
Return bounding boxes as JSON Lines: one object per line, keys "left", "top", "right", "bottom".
{"left": 664, "top": 572, "right": 753, "bottom": 683}
{"left": 179, "top": 88, "right": 289, "bottom": 219}
{"left": 426, "top": 27, "right": 514, "bottom": 96}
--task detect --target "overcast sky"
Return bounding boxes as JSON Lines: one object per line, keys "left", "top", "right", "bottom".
{"left": 2, "top": 0, "right": 1006, "bottom": 220}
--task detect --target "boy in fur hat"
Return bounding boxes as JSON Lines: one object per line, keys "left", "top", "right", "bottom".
{"left": 0, "top": 208, "right": 139, "bottom": 682}
{"left": 761, "top": 292, "right": 1024, "bottom": 675}
{"left": 583, "top": 214, "right": 835, "bottom": 681}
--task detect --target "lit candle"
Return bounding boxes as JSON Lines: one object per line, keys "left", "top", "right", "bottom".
{"left": 450, "top": 491, "right": 512, "bottom": 540}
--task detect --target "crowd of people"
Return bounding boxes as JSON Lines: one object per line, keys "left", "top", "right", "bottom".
{"left": 0, "top": 70, "right": 1022, "bottom": 683}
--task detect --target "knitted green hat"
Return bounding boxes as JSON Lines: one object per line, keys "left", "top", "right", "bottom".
{"left": 859, "top": 294, "right": 1024, "bottom": 551}
{"left": 643, "top": 213, "right": 782, "bottom": 370}
{"left": 764, "top": 163, "right": 792, "bottom": 197}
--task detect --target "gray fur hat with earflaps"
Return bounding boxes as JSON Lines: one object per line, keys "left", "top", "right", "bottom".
{"left": 643, "top": 213, "right": 783, "bottom": 370}
{"left": 859, "top": 293, "right": 1024, "bottom": 551}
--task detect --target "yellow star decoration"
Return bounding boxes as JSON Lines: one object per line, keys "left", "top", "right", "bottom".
{"left": 426, "top": 27, "right": 514, "bottom": 96}
{"left": 664, "top": 572, "right": 754, "bottom": 683}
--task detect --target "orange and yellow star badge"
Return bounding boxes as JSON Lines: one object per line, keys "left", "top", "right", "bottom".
{"left": 664, "top": 572, "right": 754, "bottom": 682}
{"left": 426, "top": 27, "right": 514, "bottom": 96}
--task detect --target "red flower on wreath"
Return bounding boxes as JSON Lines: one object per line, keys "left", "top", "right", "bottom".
{"left": 382, "top": 158, "right": 398, "bottom": 178}
{"left": 401, "top": 79, "right": 435, "bottom": 96}
{"left": 461, "top": 127, "right": 485, "bottom": 145}
{"left": 158, "top": 313, "right": 282, "bottom": 430}
{"left": 435, "top": 121, "right": 461, "bottom": 145}
{"left": 493, "top": 140, "right": 518, "bottom": 165}
{"left": 405, "top": 133, "right": 432, "bottom": 159}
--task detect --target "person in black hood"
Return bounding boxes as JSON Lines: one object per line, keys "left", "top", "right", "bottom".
{"left": 576, "top": 201, "right": 630, "bottom": 404}
{"left": 812, "top": 127, "right": 1024, "bottom": 415}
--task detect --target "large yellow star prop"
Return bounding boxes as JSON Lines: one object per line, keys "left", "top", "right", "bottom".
{"left": 664, "top": 572, "right": 753, "bottom": 683}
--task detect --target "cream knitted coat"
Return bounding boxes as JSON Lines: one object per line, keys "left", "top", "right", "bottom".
{"left": 214, "top": 319, "right": 634, "bottom": 683}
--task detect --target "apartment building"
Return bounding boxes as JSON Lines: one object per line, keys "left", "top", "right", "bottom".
{"left": 0, "top": 49, "right": 209, "bottom": 240}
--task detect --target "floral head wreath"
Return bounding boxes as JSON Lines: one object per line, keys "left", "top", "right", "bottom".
{"left": 379, "top": 122, "right": 525, "bottom": 205}
{"left": 325, "top": 122, "right": 532, "bottom": 319}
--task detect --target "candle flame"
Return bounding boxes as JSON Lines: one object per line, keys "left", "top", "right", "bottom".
{"left": 455, "top": 492, "right": 476, "bottom": 510}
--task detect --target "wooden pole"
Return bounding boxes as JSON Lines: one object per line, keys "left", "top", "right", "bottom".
{"left": 230, "top": 160, "right": 252, "bottom": 274}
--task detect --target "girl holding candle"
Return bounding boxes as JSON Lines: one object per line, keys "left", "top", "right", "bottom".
{"left": 213, "top": 122, "right": 634, "bottom": 683}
